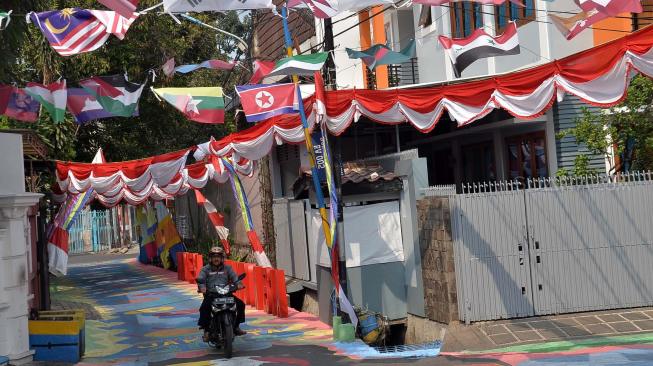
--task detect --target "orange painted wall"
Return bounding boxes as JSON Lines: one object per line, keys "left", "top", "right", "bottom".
{"left": 358, "top": 11, "right": 372, "bottom": 89}
{"left": 371, "top": 6, "right": 388, "bottom": 89}
{"left": 593, "top": 15, "right": 632, "bottom": 45}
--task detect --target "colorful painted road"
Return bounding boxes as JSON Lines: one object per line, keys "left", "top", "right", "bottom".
{"left": 53, "top": 257, "right": 653, "bottom": 365}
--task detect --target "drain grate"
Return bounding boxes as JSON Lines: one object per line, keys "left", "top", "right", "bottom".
{"left": 374, "top": 341, "right": 443, "bottom": 356}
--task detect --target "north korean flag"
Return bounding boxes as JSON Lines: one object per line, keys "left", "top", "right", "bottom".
{"left": 236, "top": 83, "right": 298, "bottom": 123}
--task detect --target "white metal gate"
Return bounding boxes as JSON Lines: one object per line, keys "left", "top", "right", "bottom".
{"left": 451, "top": 174, "right": 653, "bottom": 322}
{"left": 451, "top": 183, "right": 535, "bottom": 322}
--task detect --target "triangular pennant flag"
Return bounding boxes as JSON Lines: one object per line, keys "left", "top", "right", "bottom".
{"left": 346, "top": 40, "right": 416, "bottom": 70}
{"left": 174, "top": 59, "right": 235, "bottom": 74}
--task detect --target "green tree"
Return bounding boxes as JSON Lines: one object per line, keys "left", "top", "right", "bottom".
{"left": 1, "top": 0, "right": 251, "bottom": 163}
{"left": 557, "top": 75, "right": 653, "bottom": 176}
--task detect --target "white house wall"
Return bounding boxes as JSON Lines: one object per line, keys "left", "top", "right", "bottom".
{"left": 399, "top": 1, "right": 597, "bottom": 84}
{"left": 317, "top": 13, "right": 366, "bottom": 89}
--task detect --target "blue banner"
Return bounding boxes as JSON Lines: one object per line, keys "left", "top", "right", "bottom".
{"left": 311, "top": 127, "right": 327, "bottom": 183}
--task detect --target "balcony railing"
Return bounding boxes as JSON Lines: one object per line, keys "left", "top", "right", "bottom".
{"left": 388, "top": 58, "right": 419, "bottom": 87}
{"left": 365, "top": 59, "right": 419, "bottom": 89}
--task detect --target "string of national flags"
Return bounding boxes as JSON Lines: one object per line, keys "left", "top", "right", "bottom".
{"left": 0, "top": 1, "right": 645, "bottom": 125}
{"left": 0, "top": 52, "right": 329, "bottom": 125}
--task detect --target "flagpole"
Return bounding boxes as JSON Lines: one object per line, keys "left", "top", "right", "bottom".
{"left": 281, "top": 6, "right": 332, "bottom": 247}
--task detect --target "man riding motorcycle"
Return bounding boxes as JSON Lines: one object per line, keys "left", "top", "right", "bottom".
{"left": 197, "top": 246, "right": 247, "bottom": 342}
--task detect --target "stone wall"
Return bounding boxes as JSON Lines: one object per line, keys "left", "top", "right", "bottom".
{"left": 405, "top": 314, "right": 448, "bottom": 344}
{"left": 416, "top": 196, "right": 459, "bottom": 324}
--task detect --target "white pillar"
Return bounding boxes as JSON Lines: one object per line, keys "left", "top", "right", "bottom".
{"left": 0, "top": 193, "right": 42, "bottom": 364}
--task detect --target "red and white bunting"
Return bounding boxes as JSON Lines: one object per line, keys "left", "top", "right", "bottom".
{"left": 194, "top": 189, "right": 231, "bottom": 255}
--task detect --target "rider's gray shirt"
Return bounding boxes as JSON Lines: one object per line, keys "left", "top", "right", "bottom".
{"left": 196, "top": 264, "right": 238, "bottom": 292}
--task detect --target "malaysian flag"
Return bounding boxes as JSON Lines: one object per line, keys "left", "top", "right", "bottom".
{"left": 28, "top": 8, "right": 138, "bottom": 56}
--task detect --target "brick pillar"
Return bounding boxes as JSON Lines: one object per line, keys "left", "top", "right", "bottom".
{"left": 416, "top": 196, "right": 459, "bottom": 324}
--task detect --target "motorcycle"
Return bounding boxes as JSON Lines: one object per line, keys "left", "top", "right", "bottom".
{"left": 204, "top": 273, "right": 246, "bottom": 358}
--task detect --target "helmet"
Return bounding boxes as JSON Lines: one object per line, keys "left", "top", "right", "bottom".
{"left": 209, "top": 246, "right": 225, "bottom": 257}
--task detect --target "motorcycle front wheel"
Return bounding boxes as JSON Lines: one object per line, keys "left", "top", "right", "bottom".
{"left": 222, "top": 314, "right": 234, "bottom": 358}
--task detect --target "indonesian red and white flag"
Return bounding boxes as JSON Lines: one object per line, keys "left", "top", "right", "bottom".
{"left": 248, "top": 60, "right": 276, "bottom": 84}
{"left": 314, "top": 71, "right": 326, "bottom": 120}
{"left": 439, "top": 21, "right": 520, "bottom": 77}
{"left": 236, "top": 83, "right": 298, "bottom": 123}
{"left": 48, "top": 149, "right": 105, "bottom": 276}
{"left": 551, "top": 0, "right": 642, "bottom": 40}
{"left": 194, "top": 189, "right": 231, "bottom": 255}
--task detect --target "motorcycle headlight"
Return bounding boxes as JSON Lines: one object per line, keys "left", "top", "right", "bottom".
{"left": 216, "top": 286, "right": 230, "bottom": 295}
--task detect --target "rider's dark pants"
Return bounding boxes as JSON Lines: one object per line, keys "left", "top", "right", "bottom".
{"left": 198, "top": 295, "right": 245, "bottom": 330}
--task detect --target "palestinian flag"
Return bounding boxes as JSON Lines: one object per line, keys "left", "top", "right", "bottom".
{"left": 439, "top": 22, "right": 520, "bottom": 77}
{"left": 266, "top": 52, "right": 328, "bottom": 78}
{"left": 152, "top": 87, "right": 225, "bottom": 124}
{"left": 25, "top": 80, "right": 67, "bottom": 123}
{"left": 79, "top": 75, "right": 144, "bottom": 117}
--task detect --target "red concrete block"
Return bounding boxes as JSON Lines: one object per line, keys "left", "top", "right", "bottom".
{"left": 265, "top": 268, "right": 276, "bottom": 315}
{"left": 177, "top": 252, "right": 185, "bottom": 281}
{"left": 245, "top": 264, "right": 256, "bottom": 306}
{"left": 187, "top": 254, "right": 203, "bottom": 284}
{"left": 253, "top": 266, "right": 266, "bottom": 310}
{"left": 184, "top": 253, "right": 192, "bottom": 283}
{"left": 275, "top": 269, "right": 289, "bottom": 318}
{"left": 236, "top": 262, "right": 247, "bottom": 301}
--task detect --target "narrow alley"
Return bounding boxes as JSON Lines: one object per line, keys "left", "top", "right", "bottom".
{"left": 38, "top": 254, "right": 653, "bottom": 366}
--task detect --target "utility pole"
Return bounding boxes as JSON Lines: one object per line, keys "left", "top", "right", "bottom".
{"left": 323, "top": 17, "right": 349, "bottom": 319}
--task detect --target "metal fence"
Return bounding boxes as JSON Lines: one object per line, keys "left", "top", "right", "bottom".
{"left": 449, "top": 172, "right": 653, "bottom": 322}
{"left": 68, "top": 207, "right": 134, "bottom": 254}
